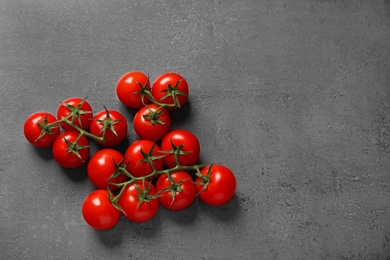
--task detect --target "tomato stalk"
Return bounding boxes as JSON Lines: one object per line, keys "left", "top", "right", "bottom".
{"left": 35, "top": 113, "right": 60, "bottom": 142}
{"left": 142, "top": 81, "right": 186, "bottom": 109}
{"left": 43, "top": 110, "right": 120, "bottom": 144}
{"left": 108, "top": 162, "right": 208, "bottom": 213}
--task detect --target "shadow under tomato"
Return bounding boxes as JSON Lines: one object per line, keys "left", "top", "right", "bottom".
{"left": 61, "top": 163, "right": 88, "bottom": 182}
{"left": 159, "top": 201, "right": 198, "bottom": 225}
{"left": 197, "top": 193, "right": 241, "bottom": 223}
{"left": 169, "top": 100, "right": 192, "bottom": 127}
{"left": 94, "top": 219, "right": 124, "bottom": 247}
{"left": 32, "top": 145, "right": 54, "bottom": 161}
{"left": 95, "top": 213, "right": 163, "bottom": 247}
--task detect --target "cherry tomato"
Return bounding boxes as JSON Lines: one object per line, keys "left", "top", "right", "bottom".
{"left": 160, "top": 129, "right": 200, "bottom": 168}
{"left": 118, "top": 180, "right": 158, "bottom": 222}
{"left": 133, "top": 104, "right": 171, "bottom": 141}
{"left": 52, "top": 131, "right": 90, "bottom": 168}
{"left": 116, "top": 71, "right": 150, "bottom": 109}
{"left": 23, "top": 112, "right": 60, "bottom": 148}
{"left": 124, "top": 140, "right": 164, "bottom": 178}
{"left": 89, "top": 109, "right": 128, "bottom": 147}
{"left": 82, "top": 189, "right": 120, "bottom": 230}
{"left": 195, "top": 165, "right": 236, "bottom": 206}
{"left": 57, "top": 97, "right": 93, "bottom": 131}
{"left": 156, "top": 171, "right": 196, "bottom": 211}
{"left": 87, "top": 149, "right": 127, "bottom": 190}
{"left": 151, "top": 72, "right": 188, "bottom": 110}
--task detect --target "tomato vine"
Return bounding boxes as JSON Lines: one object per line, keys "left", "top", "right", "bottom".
{"left": 23, "top": 71, "right": 237, "bottom": 230}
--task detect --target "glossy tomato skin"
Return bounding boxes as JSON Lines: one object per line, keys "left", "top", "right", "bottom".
{"left": 161, "top": 129, "right": 200, "bottom": 168}
{"left": 116, "top": 71, "right": 150, "bottom": 109}
{"left": 23, "top": 112, "right": 60, "bottom": 148}
{"left": 195, "top": 165, "right": 236, "bottom": 206}
{"left": 89, "top": 109, "right": 128, "bottom": 147}
{"left": 133, "top": 104, "right": 171, "bottom": 141}
{"left": 124, "top": 140, "right": 164, "bottom": 178}
{"left": 52, "top": 131, "right": 90, "bottom": 168}
{"left": 57, "top": 97, "right": 93, "bottom": 131}
{"left": 87, "top": 149, "right": 127, "bottom": 190}
{"left": 82, "top": 189, "right": 120, "bottom": 230}
{"left": 156, "top": 171, "right": 196, "bottom": 211}
{"left": 118, "top": 180, "right": 158, "bottom": 222}
{"left": 151, "top": 72, "right": 188, "bottom": 109}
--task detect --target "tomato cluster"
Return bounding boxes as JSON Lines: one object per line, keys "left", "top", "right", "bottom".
{"left": 23, "top": 71, "right": 236, "bottom": 230}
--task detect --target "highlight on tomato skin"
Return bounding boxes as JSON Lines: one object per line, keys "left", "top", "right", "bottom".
{"left": 57, "top": 97, "right": 93, "bottom": 132}
{"left": 52, "top": 131, "right": 90, "bottom": 169}
{"left": 195, "top": 164, "right": 236, "bottom": 207}
{"left": 23, "top": 111, "right": 60, "bottom": 148}
{"left": 160, "top": 129, "right": 200, "bottom": 168}
{"left": 151, "top": 72, "right": 189, "bottom": 110}
{"left": 156, "top": 170, "right": 197, "bottom": 211}
{"left": 124, "top": 139, "right": 164, "bottom": 178}
{"left": 133, "top": 104, "right": 171, "bottom": 141}
{"left": 82, "top": 189, "right": 121, "bottom": 230}
{"left": 117, "top": 180, "right": 159, "bottom": 223}
{"left": 89, "top": 109, "right": 128, "bottom": 147}
{"left": 87, "top": 148, "right": 127, "bottom": 190}
{"left": 116, "top": 71, "right": 150, "bottom": 109}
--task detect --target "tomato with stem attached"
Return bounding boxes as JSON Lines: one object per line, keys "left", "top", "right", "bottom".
{"left": 151, "top": 72, "right": 188, "bottom": 110}
{"left": 57, "top": 97, "right": 93, "bottom": 131}
{"left": 133, "top": 104, "right": 171, "bottom": 141}
{"left": 116, "top": 71, "right": 150, "bottom": 109}
{"left": 52, "top": 131, "right": 90, "bottom": 168}
{"left": 160, "top": 129, "right": 200, "bottom": 168}
{"left": 87, "top": 148, "right": 127, "bottom": 190}
{"left": 156, "top": 171, "right": 196, "bottom": 211}
{"left": 82, "top": 189, "right": 121, "bottom": 230}
{"left": 124, "top": 140, "right": 164, "bottom": 178}
{"left": 23, "top": 112, "right": 60, "bottom": 148}
{"left": 89, "top": 109, "right": 128, "bottom": 147}
{"left": 195, "top": 164, "right": 236, "bottom": 206}
{"left": 118, "top": 180, "right": 159, "bottom": 222}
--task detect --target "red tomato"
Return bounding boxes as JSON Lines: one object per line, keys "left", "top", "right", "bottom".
{"left": 23, "top": 112, "right": 60, "bottom": 148}
{"left": 151, "top": 72, "right": 188, "bottom": 110}
{"left": 52, "top": 131, "right": 90, "bottom": 168}
{"left": 82, "top": 189, "right": 120, "bottom": 230}
{"left": 116, "top": 71, "right": 150, "bottom": 109}
{"left": 89, "top": 109, "right": 128, "bottom": 147}
{"left": 133, "top": 104, "right": 171, "bottom": 141}
{"left": 195, "top": 165, "right": 236, "bottom": 206}
{"left": 124, "top": 140, "right": 164, "bottom": 178}
{"left": 87, "top": 149, "right": 127, "bottom": 190}
{"left": 160, "top": 129, "right": 200, "bottom": 168}
{"left": 57, "top": 97, "right": 93, "bottom": 131}
{"left": 118, "top": 180, "right": 158, "bottom": 222}
{"left": 156, "top": 171, "right": 196, "bottom": 210}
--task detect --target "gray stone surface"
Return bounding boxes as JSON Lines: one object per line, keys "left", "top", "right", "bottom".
{"left": 1, "top": 0, "right": 390, "bottom": 259}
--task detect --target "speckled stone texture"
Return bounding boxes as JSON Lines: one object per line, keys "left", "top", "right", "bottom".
{"left": 1, "top": 0, "right": 390, "bottom": 259}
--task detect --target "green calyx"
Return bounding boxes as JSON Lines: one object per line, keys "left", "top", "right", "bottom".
{"left": 135, "top": 77, "right": 150, "bottom": 106}
{"left": 167, "top": 174, "right": 186, "bottom": 203}
{"left": 195, "top": 165, "right": 213, "bottom": 194}
{"left": 64, "top": 135, "right": 89, "bottom": 161}
{"left": 60, "top": 98, "right": 91, "bottom": 128}
{"left": 96, "top": 107, "right": 121, "bottom": 137}
{"left": 159, "top": 80, "right": 187, "bottom": 108}
{"left": 159, "top": 138, "right": 189, "bottom": 166}
{"left": 142, "top": 106, "right": 167, "bottom": 125}
{"left": 139, "top": 142, "right": 165, "bottom": 170}
{"left": 134, "top": 182, "right": 157, "bottom": 206}
{"left": 35, "top": 114, "right": 59, "bottom": 142}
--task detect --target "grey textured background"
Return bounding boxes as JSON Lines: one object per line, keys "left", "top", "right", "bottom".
{"left": 1, "top": 0, "right": 390, "bottom": 259}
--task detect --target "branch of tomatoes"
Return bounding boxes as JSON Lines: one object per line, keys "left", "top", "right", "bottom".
{"left": 23, "top": 71, "right": 237, "bottom": 231}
